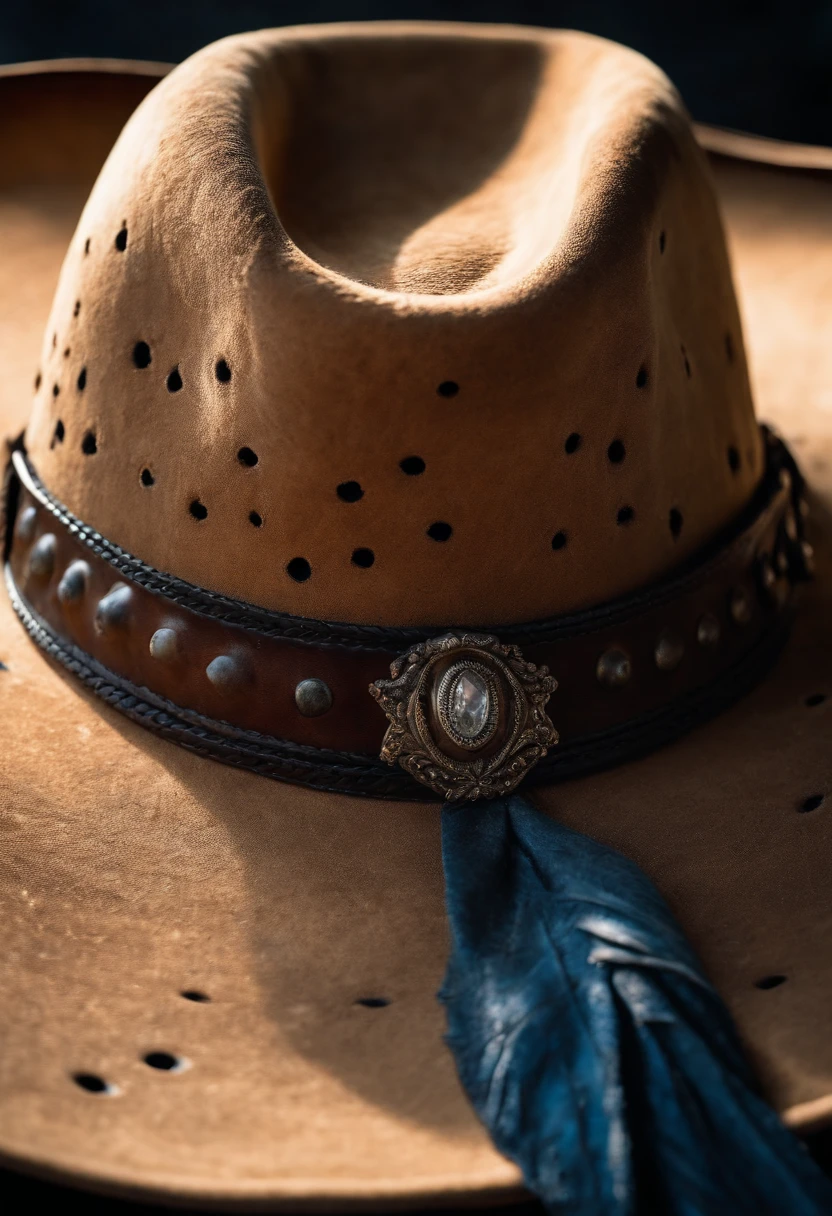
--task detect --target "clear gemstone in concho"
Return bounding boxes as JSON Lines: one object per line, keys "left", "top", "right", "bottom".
{"left": 451, "top": 668, "right": 490, "bottom": 740}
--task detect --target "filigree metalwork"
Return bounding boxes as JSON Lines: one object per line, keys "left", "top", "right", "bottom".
{"left": 369, "top": 632, "right": 558, "bottom": 801}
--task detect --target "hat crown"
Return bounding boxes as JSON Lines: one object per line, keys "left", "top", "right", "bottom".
{"left": 24, "top": 23, "right": 760, "bottom": 627}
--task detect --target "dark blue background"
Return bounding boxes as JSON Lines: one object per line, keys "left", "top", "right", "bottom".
{"left": 3, "top": 0, "right": 832, "bottom": 143}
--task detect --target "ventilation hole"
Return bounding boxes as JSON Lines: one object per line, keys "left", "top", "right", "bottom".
{"left": 355, "top": 997, "right": 390, "bottom": 1008}
{"left": 728, "top": 445, "right": 741, "bottom": 473}
{"left": 72, "top": 1072, "right": 111, "bottom": 1094}
{"left": 725, "top": 332, "right": 735, "bottom": 363}
{"left": 52, "top": 383, "right": 60, "bottom": 398}
{"left": 140, "top": 468, "right": 154, "bottom": 487}
{"left": 551, "top": 531, "right": 567, "bottom": 551}
{"left": 237, "top": 446, "right": 258, "bottom": 468}
{"left": 133, "top": 341, "right": 151, "bottom": 369}
{"left": 805, "top": 693, "right": 827, "bottom": 708}
{"left": 115, "top": 226, "right": 128, "bottom": 252}
{"left": 84, "top": 237, "right": 91, "bottom": 256}
{"left": 215, "top": 359, "right": 231, "bottom": 383}
{"left": 63, "top": 347, "right": 71, "bottom": 359}
{"left": 754, "top": 975, "right": 787, "bottom": 990}
{"left": 73, "top": 300, "right": 81, "bottom": 318}
{"left": 351, "top": 547, "right": 375, "bottom": 568}
{"left": 248, "top": 511, "right": 262, "bottom": 527}
{"left": 564, "top": 432, "right": 581, "bottom": 455}
{"left": 77, "top": 367, "right": 87, "bottom": 392}
{"left": 0, "top": 660, "right": 7, "bottom": 671}
{"left": 669, "top": 508, "right": 683, "bottom": 538}
{"left": 437, "top": 380, "right": 459, "bottom": 398}
{"left": 399, "top": 455, "right": 426, "bottom": 476}
{"left": 51, "top": 419, "right": 65, "bottom": 447}
{"left": 189, "top": 499, "right": 207, "bottom": 521}
{"left": 337, "top": 480, "right": 363, "bottom": 502}
{"left": 617, "top": 506, "right": 635, "bottom": 526}
{"left": 287, "top": 557, "right": 311, "bottom": 582}
{"left": 81, "top": 431, "right": 97, "bottom": 456}
{"left": 34, "top": 372, "right": 41, "bottom": 390}
{"left": 181, "top": 990, "right": 211, "bottom": 1003}
{"left": 143, "top": 1051, "right": 179, "bottom": 1071}
{"left": 659, "top": 230, "right": 666, "bottom": 253}
{"left": 636, "top": 365, "right": 648, "bottom": 389}
{"left": 427, "top": 521, "right": 453, "bottom": 542}
{"left": 800, "top": 794, "right": 825, "bottom": 813}
{"left": 607, "top": 440, "right": 626, "bottom": 464}
{"left": 166, "top": 367, "right": 182, "bottom": 393}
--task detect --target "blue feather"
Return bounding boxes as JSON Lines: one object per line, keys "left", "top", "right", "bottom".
{"left": 439, "top": 795, "right": 832, "bottom": 1215}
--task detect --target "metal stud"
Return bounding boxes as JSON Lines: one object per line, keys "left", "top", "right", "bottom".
{"left": 57, "top": 560, "right": 91, "bottom": 604}
{"left": 294, "top": 677, "right": 333, "bottom": 717}
{"left": 16, "top": 505, "right": 37, "bottom": 543}
{"left": 802, "top": 540, "right": 816, "bottom": 575}
{"left": 759, "top": 555, "right": 777, "bottom": 592}
{"left": 785, "top": 511, "right": 798, "bottom": 542}
{"left": 779, "top": 468, "right": 792, "bottom": 493}
{"left": 27, "top": 533, "right": 57, "bottom": 579}
{"left": 205, "top": 654, "right": 245, "bottom": 690}
{"left": 697, "top": 613, "right": 721, "bottom": 647}
{"left": 95, "top": 583, "right": 133, "bottom": 634}
{"left": 654, "top": 630, "right": 684, "bottom": 672}
{"left": 776, "top": 550, "right": 790, "bottom": 575}
{"left": 149, "top": 627, "right": 180, "bottom": 663}
{"left": 730, "top": 588, "right": 752, "bottom": 625}
{"left": 596, "top": 647, "right": 632, "bottom": 688}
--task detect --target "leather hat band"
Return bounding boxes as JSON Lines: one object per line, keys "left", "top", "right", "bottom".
{"left": 2, "top": 428, "right": 811, "bottom": 800}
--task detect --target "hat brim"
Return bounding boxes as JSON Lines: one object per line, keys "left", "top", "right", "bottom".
{"left": 2, "top": 59, "right": 832, "bottom": 1210}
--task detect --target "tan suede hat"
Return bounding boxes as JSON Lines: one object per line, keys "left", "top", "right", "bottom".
{"left": 2, "top": 21, "right": 832, "bottom": 1210}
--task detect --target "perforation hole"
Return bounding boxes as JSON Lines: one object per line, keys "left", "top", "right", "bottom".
{"left": 51, "top": 420, "right": 64, "bottom": 447}
{"left": 805, "top": 693, "right": 827, "bottom": 708}
{"left": 115, "top": 225, "right": 128, "bottom": 252}
{"left": 63, "top": 347, "right": 71, "bottom": 359}
{"left": 337, "top": 480, "right": 363, "bottom": 502}
{"left": 143, "top": 1051, "right": 183, "bottom": 1071}
{"left": 551, "top": 531, "right": 567, "bottom": 551}
{"left": 800, "top": 794, "right": 825, "bottom": 813}
{"left": 669, "top": 508, "right": 683, "bottom": 539}
{"left": 636, "top": 365, "right": 648, "bottom": 389}
{"left": 140, "top": 468, "right": 154, "bottom": 487}
{"left": 34, "top": 372, "right": 41, "bottom": 390}
{"left": 215, "top": 359, "right": 231, "bottom": 383}
{"left": 52, "top": 383, "right": 60, "bottom": 398}
{"left": 725, "top": 332, "right": 735, "bottom": 363}
{"left": 659, "top": 230, "right": 666, "bottom": 253}
{"left": 351, "top": 547, "right": 375, "bottom": 568}
{"left": 399, "top": 456, "right": 426, "bottom": 475}
{"left": 728, "top": 446, "right": 741, "bottom": 473}
{"left": 189, "top": 499, "right": 207, "bottom": 521}
{"left": 81, "top": 431, "right": 97, "bottom": 456}
{"left": 166, "top": 367, "right": 182, "bottom": 393}
{"left": 237, "top": 446, "right": 258, "bottom": 468}
{"left": 355, "top": 997, "right": 390, "bottom": 1008}
{"left": 84, "top": 237, "right": 91, "bottom": 256}
{"left": 437, "top": 380, "right": 459, "bottom": 398}
{"left": 607, "top": 440, "right": 626, "bottom": 464}
{"left": 682, "top": 347, "right": 692, "bottom": 378}
{"left": 73, "top": 300, "right": 81, "bottom": 318}
{"left": 617, "top": 506, "right": 635, "bottom": 526}
{"left": 73, "top": 1072, "right": 116, "bottom": 1095}
{"left": 181, "top": 990, "right": 211, "bottom": 1003}
{"left": 287, "top": 557, "right": 311, "bottom": 582}
{"left": 754, "top": 975, "right": 787, "bottom": 990}
{"left": 249, "top": 511, "right": 262, "bottom": 528}
{"left": 133, "top": 341, "right": 151, "bottom": 369}
{"left": 564, "top": 432, "right": 581, "bottom": 455}
{"left": 77, "top": 367, "right": 87, "bottom": 392}
{"left": 427, "top": 521, "right": 453, "bottom": 542}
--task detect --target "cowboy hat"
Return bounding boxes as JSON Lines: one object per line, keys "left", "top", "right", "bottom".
{"left": 2, "top": 21, "right": 832, "bottom": 1209}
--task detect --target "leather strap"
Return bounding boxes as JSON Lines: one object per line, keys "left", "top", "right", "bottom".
{"left": 2, "top": 430, "right": 811, "bottom": 799}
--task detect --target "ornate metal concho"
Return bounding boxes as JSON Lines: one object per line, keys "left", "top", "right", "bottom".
{"left": 369, "top": 633, "right": 558, "bottom": 801}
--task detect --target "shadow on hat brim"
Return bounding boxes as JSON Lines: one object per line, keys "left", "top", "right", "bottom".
{"left": 1, "top": 57, "right": 832, "bottom": 1210}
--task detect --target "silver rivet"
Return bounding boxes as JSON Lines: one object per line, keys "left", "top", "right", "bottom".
{"left": 654, "top": 630, "right": 684, "bottom": 672}
{"left": 95, "top": 583, "right": 133, "bottom": 633}
{"left": 759, "top": 556, "right": 777, "bottom": 591}
{"left": 697, "top": 613, "right": 721, "bottom": 647}
{"left": 149, "top": 627, "right": 180, "bottom": 662}
{"left": 785, "top": 511, "right": 798, "bottom": 542}
{"left": 57, "top": 560, "right": 91, "bottom": 604}
{"left": 730, "top": 588, "right": 752, "bottom": 625}
{"left": 596, "top": 647, "right": 631, "bottom": 688}
{"left": 295, "top": 678, "right": 333, "bottom": 717}
{"left": 776, "top": 550, "right": 790, "bottom": 575}
{"left": 206, "top": 655, "right": 245, "bottom": 690}
{"left": 802, "top": 540, "right": 815, "bottom": 575}
{"left": 27, "top": 532, "right": 57, "bottom": 579}
{"left": 16, "top": 505, "right": 37, "bottom": 543}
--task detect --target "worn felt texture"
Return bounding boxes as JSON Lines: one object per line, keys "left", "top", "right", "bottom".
{"left": 0, "top": 24, "right": 831, "bottom": 1210}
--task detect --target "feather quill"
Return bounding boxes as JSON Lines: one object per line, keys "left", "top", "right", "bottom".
{"left": 440, "top": 796, "right": 832, "bottom": 1215}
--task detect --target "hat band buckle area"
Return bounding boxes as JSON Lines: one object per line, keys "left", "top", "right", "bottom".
{"left": 2, "top": 428, "right": 811, "bottom": 801}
